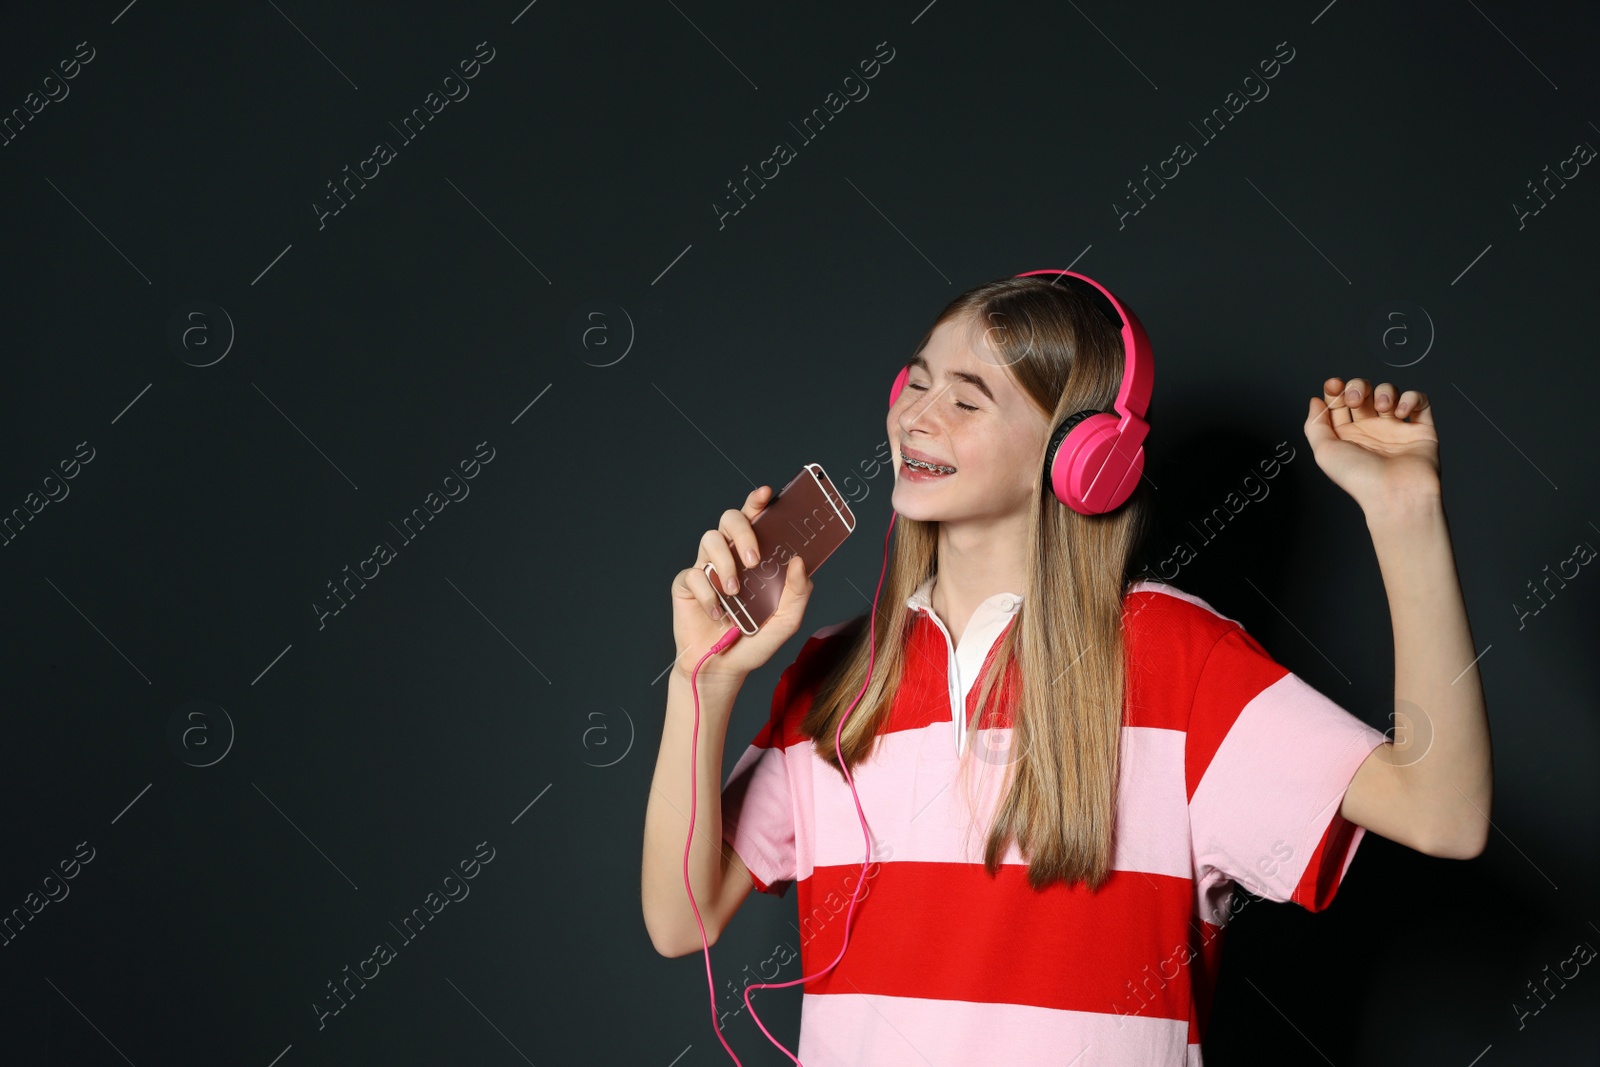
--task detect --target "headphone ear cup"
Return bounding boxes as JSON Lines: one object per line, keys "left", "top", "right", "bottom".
{"left": 1045, "top": 409, "right": 1144, "bottom": 514}
{"left": 889, "top": 365, "right": 909, "bottom": 409}
{"left": 1042, "top": 409, "right": 1104, "bottom": 493}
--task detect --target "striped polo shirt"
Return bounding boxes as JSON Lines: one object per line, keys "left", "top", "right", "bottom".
{"left": 718, "top": 577, "right": 1389, "bottom": 1066}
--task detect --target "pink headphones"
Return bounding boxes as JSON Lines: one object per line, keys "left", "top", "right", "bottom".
{"left": 690, "top": 269, "right": 1154, "bottom": 1066}
{"left": 890, "top": 268, "right": 1155, "bottom": 514}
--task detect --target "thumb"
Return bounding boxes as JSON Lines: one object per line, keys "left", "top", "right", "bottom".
{"left": 779, "top": 555, "right": 811, "bottom": 605}
{"left": 1305, "top": 395, "right": 1336, "bottom": 447}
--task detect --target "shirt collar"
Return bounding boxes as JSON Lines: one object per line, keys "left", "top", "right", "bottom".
{"left": 906, "top": 575, "right": 1024, "bottom": 618}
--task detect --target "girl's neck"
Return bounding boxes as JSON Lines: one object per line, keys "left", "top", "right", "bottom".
{"left": 931, "top": 515, "right": 1029, "bottom": 640}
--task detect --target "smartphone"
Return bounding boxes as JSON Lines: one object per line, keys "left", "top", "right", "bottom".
{"left": 704, "top": 463, "right": 856, "bottom": 636}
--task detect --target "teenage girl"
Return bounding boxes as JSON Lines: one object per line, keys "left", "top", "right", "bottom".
{"left": 641, "top": 273, "right": 1491, "bottom": 1065}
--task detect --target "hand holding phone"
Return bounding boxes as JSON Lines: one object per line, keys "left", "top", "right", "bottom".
{"left": 669, "top": 464, "right": 855, "bottom": 682}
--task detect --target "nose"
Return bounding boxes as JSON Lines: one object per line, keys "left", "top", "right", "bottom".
{"left": 894, "top": 380, "right": 950, "bottom": 436}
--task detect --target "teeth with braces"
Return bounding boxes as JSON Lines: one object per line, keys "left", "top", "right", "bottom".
{"left": 905, "top": 457, "right": 956, "bottom": 474}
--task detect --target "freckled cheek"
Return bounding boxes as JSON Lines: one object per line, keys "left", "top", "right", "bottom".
{"left": 970, "top": 437, "right": 1020, "bottom": 471}
{"left": 994, "top": 445, "right": 1039, "bottom": 487}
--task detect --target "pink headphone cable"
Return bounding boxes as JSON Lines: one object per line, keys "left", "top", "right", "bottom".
{"left": 684, "top": 508, "right": 899, "bottom": 1066}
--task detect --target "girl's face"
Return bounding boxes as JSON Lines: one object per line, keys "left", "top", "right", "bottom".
{"left": 887, "top": 311, "right": 1053, "bottom": 525}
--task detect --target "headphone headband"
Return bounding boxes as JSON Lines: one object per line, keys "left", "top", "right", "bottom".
{"left": 1010, "top": 268, "right": 1155, "bottom": 426}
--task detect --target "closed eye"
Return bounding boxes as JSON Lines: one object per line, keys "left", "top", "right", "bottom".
{"left": 907, "top": 381, "right": 979, "bottom": 412}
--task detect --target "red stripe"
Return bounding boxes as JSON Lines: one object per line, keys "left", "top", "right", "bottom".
{"left": 791, "top": 860, "right": 1199, "bottom": 1023}
{"left": 1293, "top": 809, "right": 1361, "bottom": 912}
{"left": 1124, "top": 589, "right": 1236, "bottom": 733}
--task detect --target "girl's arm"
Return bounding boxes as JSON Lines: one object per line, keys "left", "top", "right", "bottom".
{"left": 1305, "top": 376, "right": 1492, "bottom": 859}
{"left": 641, "top": 669, "right": 756, "bottom": 957}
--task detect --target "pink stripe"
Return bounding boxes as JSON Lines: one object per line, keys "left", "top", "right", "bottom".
{"left": 1189, "top": 671, "right": 1387, "bottom": 903}
{"left": 722, "top": 742, "right": 795, "bottom": 890}
{"left": 796, "top": 992, "right": 1194, "bottom": 1066}
{"left": 785, "top": 722, "right": 1194, "bottom": 882}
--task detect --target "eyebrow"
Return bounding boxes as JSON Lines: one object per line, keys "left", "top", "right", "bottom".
{"left": 906, "top": 352, "right": 995, "bottom": 404}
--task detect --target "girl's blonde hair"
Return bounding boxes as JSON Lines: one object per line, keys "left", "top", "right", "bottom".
{"left": 798, "top": 274, "right": 1155, "bottom": 892}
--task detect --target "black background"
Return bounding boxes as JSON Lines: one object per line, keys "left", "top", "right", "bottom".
{"left": 1, "top": 1, "right": 1596, "bottom": 1063}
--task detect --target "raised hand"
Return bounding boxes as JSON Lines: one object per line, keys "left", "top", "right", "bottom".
{"left": 1304, "top": 376, "right": 1441, "bottom": 513}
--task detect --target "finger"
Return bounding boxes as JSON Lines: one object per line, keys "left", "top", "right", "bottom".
{"left": 671, "top": 566, "right": 723, "bottom": 621}
{"left": 1394, "top": 388, "right": 1422, "bottom": 419}
{"left": 699, "top": 529, "right": 742, "bottom": 597}
{"left": 1405, "top": 390, "right": 1433, "bottom": 425}
{"left": 1323, "top": 377, "right": 1353, "bottom": 428}
{"left": 1373, "top": 382, "right": 1400, "bottom": 416}
{"left": 671, "top": 567, "right": 696, "bottom": 601}
{"left": 720, "top": 507, "right": 762, "bottom": 572}
{"left": 1344, "top": 377, "right": 1377, "bottom": 421}
{"left": 683, "top": 565, "right": 729, "bottom": 621}
{"left": 741, "top": 485, "right": 773, "bottom": 521}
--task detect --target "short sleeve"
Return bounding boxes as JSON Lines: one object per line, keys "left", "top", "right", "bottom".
{"left": 720, "top": 653, "right": 805, "bottom": 898}
{"left": 1185, "top": 624, "right": 1388, "bottom": 913}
